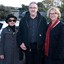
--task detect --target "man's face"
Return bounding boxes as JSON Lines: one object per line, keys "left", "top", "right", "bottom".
{"left": 29, "top": 3, "right": 38, "bottom": 16}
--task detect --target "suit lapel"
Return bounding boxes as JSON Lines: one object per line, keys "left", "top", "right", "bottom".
{"left": 25, "top": 12, "right": 42, "bottom": 29}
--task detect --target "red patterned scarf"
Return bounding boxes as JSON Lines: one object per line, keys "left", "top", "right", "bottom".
{"left": 44, "top": 19, "right": 59, "bottom": 56}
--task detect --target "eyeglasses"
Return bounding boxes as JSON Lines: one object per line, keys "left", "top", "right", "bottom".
{"left": 29, "top": 7, "right": 37, "bottom": 9}
{"left": 49, "top": 13, "right": 58, "bottom": 15}
{"left": 8, "top": 19, "right": 16, "bottom": 22}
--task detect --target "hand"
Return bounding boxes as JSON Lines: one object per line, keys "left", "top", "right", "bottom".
{"left": 0, "top": 55, "right": 4, "bottom": 59}
{"left": 20, "top": 43, "right": 27, "bottom": 50}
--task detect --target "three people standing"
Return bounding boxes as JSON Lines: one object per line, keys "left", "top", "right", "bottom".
{"left": 0, "top": 2, "right": 64, "bottom": 64}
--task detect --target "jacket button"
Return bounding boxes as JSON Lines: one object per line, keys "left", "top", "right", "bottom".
{"left": 39, "top": 34, "right": 42, "bottom": 37}
{"left": 29, "top": 49, "right": 31, "bottom": 52}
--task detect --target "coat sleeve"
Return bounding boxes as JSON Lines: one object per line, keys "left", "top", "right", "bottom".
{"left": 61, "top": 26, "right": 64, "bottom": 59}
{"left": 42, "top": 16, "right": 47, "bottom": 45}
{"left": 16, "top": 18, "right": 24, "bottom": 47}
{"left": 0, "top": 29, "right": 5, "bottom": 55}
{"left": 59, "top": 25, "right": 64, "bottom": 60}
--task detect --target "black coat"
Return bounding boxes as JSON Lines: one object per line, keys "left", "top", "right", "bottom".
{"left": 0, "top": 26, "right": 19, "bottom": 64}
{"left": 45, "top": 22, "right": 64, "bottom": 64}
{"left": 17, "top": 11, "right": 47, "bottom": 50}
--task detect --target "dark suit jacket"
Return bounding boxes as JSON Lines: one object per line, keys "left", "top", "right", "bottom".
{"left": 17, "top": 11, "right": 47, "bottom": 50}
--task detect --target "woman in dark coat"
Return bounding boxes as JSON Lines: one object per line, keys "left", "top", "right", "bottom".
{"left": 0, "top": 14, "right": 19, "bottom": 64}
{"left": 44, "top": 7, "right": 64, "bottom": 64}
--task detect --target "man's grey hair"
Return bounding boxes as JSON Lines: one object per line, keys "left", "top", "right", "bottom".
{"left": 29, "top": 1, "right": 38, "bottom": 6}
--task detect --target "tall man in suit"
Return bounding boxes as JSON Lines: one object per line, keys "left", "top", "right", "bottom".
{"left": 17, "top": 2, "right": 47, "bottom": 64}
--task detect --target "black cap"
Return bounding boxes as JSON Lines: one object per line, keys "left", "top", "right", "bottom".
{"left": 5, "top": 14, "right": 17, "bottom": 23}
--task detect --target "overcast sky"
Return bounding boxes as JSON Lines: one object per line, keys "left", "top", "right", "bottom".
{"left": 0, "top": 0, "right": 43, "bottom": 7}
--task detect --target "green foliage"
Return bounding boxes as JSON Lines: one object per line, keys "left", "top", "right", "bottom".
{"left": 58, "top": 0, "right": 64, "bottom": 22}
{"left": 59, "top": 4, "right": 64, "bottom": 13}
{"left": 21, "top": 4, "right": 28, "bottom": 12}
{"left": 43, "top": 0, "right": 54, "bottom": 9}
{"left": 37, "top": 2, "right": 47, "bottom": 12}
{"left": 0, "top": 5, "right": 15, "bottom": 20}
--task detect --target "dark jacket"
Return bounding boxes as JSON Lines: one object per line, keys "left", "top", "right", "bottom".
{"left": 17, "top": 11, "right": 47, "bottom": 50}
{"left": 0, "top": 26, "right": 19, "bottom": 64}
{"left": 45, "top": 22, "right": 64, "bottom": 64}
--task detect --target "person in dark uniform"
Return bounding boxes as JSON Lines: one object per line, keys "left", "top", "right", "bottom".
{"left": 0, "top": 14, "right": 20, "bottom": 64}
{"left": 17, "top": 1, "right": 47, "bottom": 64}
{"left": 44, "top": 7, "right": 64, "bottom": 64}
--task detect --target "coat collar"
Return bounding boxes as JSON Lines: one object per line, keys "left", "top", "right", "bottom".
{"left": 24, "top": 11, "right": 42, "bottom": 28}
{"left": 6, "top": 26, "right": 18, "bottom": 34}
